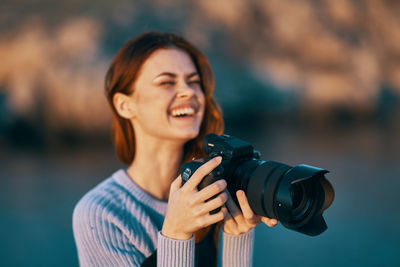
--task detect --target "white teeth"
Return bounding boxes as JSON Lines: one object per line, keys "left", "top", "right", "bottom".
{"left": 171, "top": 107, "right": 195, "bottom": 117}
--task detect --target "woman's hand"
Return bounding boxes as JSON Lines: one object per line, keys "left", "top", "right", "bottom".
{"left": 162, "top": 156, "right": 229, "bottom": 240}
{"left": 223, "top": 189, "right": 278, "bottom": 235}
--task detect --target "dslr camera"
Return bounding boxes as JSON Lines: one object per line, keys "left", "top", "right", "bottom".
{"left": 181, "top": 134, "right": 334, "bottom": 236}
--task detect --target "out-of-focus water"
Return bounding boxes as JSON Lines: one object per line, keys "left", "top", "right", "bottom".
{"left": 1, "top": 126, "right": 399, "bottom": 267}
{"left": 250, "top": 126, "right": 400, "bottom": 267}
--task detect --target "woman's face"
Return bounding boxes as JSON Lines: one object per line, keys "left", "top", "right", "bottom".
{"left": 129, "top": 48, "right": 205, "bottom": 142}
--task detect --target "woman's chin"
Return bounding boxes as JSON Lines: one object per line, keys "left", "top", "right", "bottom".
{"left": 179, "top": 131, "right": 200, "bottom": 141}
{"left": 167, "top": 117, "right": 202, "bottom": 141}
{"left": 170, "top": 127, "right": 200, "bottom": 142}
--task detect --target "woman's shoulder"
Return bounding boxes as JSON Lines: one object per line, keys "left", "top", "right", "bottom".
{"left": 72, "top": 169, "right": 164, "bottom": 247}
{"left": 73, "top": 169, "right": 167, "bottom": 233}
{"left": 73, "top": 170, "right": 132, "bottom": 221}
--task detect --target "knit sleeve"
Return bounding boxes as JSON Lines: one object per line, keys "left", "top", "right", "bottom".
{"left": 157, "top": 231, "right": 195, "bottom": 267}
{"left": 73, "top": 200, "right": 146, "bottom": 266}
{"left": 219, "top": 227, "right": 255, "bottom": 267}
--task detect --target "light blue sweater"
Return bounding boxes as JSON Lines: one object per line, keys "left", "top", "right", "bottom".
{"left": 73, "top": 169, "right": 254, "bottom": 266}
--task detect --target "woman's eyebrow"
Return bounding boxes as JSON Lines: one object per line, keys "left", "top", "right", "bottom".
{"left": 154, "top": 72, "right": 176, "bottom": 79}
{"left": 154, "top": 72, "right": 199, "bottom": 80}
{"left": 187, "top": 72, "right": 200, "bottom": 79}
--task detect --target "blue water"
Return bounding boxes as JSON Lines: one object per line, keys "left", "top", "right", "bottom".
{"left": 1, "top": 127, "right": 399, "bottom": 266}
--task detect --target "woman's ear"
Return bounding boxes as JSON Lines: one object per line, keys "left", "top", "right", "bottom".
{"left": 113, "top": 92, "right": 136, "bottom": 119}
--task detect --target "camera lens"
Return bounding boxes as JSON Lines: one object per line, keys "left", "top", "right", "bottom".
{"left": 241, "top": 161, "right": 334, "bottom": 236}
{"left": 291, "top": 183, "right": 306, "bottom": 214}
{"left": 290, "top": 181, "right": 314, "bottom": 222}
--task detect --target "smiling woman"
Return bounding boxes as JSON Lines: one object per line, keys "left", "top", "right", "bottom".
{"left": 72, "top": 31, "right": 277, "bottom": 267}
{"left": 113, "top": 48, "right": 206, "bottom": 148}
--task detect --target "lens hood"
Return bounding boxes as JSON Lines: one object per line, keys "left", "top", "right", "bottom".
{"left": 246, "top": 161, "right": 334, "bottom": 236}
{"left": 276, "top": 164, "right": 333, "bottom": 236}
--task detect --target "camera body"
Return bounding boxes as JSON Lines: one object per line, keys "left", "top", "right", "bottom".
{"left": 181, "top": 134, "right": 259, "bottom": 205}
{"left": 181, "top": 134, "right": 334, "bottom": 236}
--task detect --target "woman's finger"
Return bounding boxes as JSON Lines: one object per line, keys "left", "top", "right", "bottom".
{"left": 169, "top": 175, "right": 182, "bottom": 194}
{"left": 195, "top": 179, "right": 227, "bottom": 203}
{"left": 261, "top": 217, "right": 278, "bottom": 227}
{"left": 222, "top": 206, "right": 237, "bottom": 233}
{"left": 236, "top": 190, "right": 256, "bottom": 221}
{"left": 224, "top": 189, "right": 247, "bottom": 226}
{"left": 223, "top": 206, "right": 234, "bottom": 223}
{"left": 197, "top": 191, "right": 228, "bottom": 214}
{"left": 183, "top": 156, "right": 222, "bottom": 192}
{"left": 201, "top": 206, "right": 227, "bottom": 226}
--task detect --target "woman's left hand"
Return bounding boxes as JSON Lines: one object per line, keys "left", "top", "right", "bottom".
{"left": 223, "top": 189, "right": 278, "bottom": 235}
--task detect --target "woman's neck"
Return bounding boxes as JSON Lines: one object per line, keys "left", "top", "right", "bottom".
{"left": 126, "top": 135, "right": 185, "bottom": 201}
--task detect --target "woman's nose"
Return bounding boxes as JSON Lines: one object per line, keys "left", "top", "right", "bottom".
{"left": 176, "top": 82, "right": 195, "bottom": 99}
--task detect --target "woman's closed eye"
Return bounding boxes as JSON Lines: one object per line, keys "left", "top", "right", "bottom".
{"left": 188, "top": 80, "right": 201, "bottom": 85}
{"left": 160, "top": 80, "right": 176, "bottom": 86}
{"left": 187, "top": 80, "right": 201, "bottom": 88}
{"left": 159, "top": 80, "right": 200, "bottom": 87}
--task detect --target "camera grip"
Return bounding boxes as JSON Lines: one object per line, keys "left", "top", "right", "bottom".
{"left": 181, "top": 159, "right": 224, "bottom": 215}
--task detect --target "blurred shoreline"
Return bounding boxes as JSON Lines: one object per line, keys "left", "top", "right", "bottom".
{"left": 2, "top": 117, "right": 399, "bottom": 165}
{"left": 2, "top": 0, "right": 400, "bottom": 145}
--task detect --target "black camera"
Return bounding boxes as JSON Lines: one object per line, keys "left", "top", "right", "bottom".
{"left": 181, "top": 134, "right": 334, "bottom": 236}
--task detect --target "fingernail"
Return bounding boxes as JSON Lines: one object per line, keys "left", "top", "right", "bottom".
{"left": 214, "top": 156, "right": 222, "bottom": 163}
{"left": 237, "top": 190, "right": 244, "bottom": 197}
{"left": 221, "top": 206, "right": 227, "bottom": 214}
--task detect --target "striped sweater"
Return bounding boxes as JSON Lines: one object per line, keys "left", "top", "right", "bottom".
{"left": 73, "top": 169, "right": 254, "bottom": 266}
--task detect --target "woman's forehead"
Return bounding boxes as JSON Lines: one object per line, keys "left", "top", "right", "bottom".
{"left": 141, "top": 48, "right": 198, "bottom": 77}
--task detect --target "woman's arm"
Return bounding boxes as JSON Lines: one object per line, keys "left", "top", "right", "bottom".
{"left": 220, "top": 227, "right": 255, "bottom": 267}
{"left": 73, "top": 192, "right": 198, "bottom": 267}
{"left": 159, "top": 157, "right": 228, "bottom": 267}
{"left": 219, "top": 190, "right": 278, "bottom": 267}
{"left": 161, "top": 157, "right": 227, "bottom": 240}
{"left": 73, "top": 206, "right": 146, "bottom": 266}
{"left": 156, "top": 231, "right": 195, "bottom": 267}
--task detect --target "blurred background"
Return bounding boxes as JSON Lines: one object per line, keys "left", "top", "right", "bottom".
{"left": 1, "top": 0, "right": 399, "bottom": 266}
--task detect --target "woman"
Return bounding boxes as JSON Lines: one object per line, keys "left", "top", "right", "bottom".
{"left": 73, "top": 31, "right": 277, "bottom": 267}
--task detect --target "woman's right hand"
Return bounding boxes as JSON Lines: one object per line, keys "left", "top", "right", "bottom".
{"left": 161, "top": 156, "right": 228, "bottom": 240}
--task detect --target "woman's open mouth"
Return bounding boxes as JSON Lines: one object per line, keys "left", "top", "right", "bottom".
{"left": 170, "top": 106, "right": 196, "bottom": 118}
{"left": 168, "top": 104, "right": 201, "bottom": 124}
